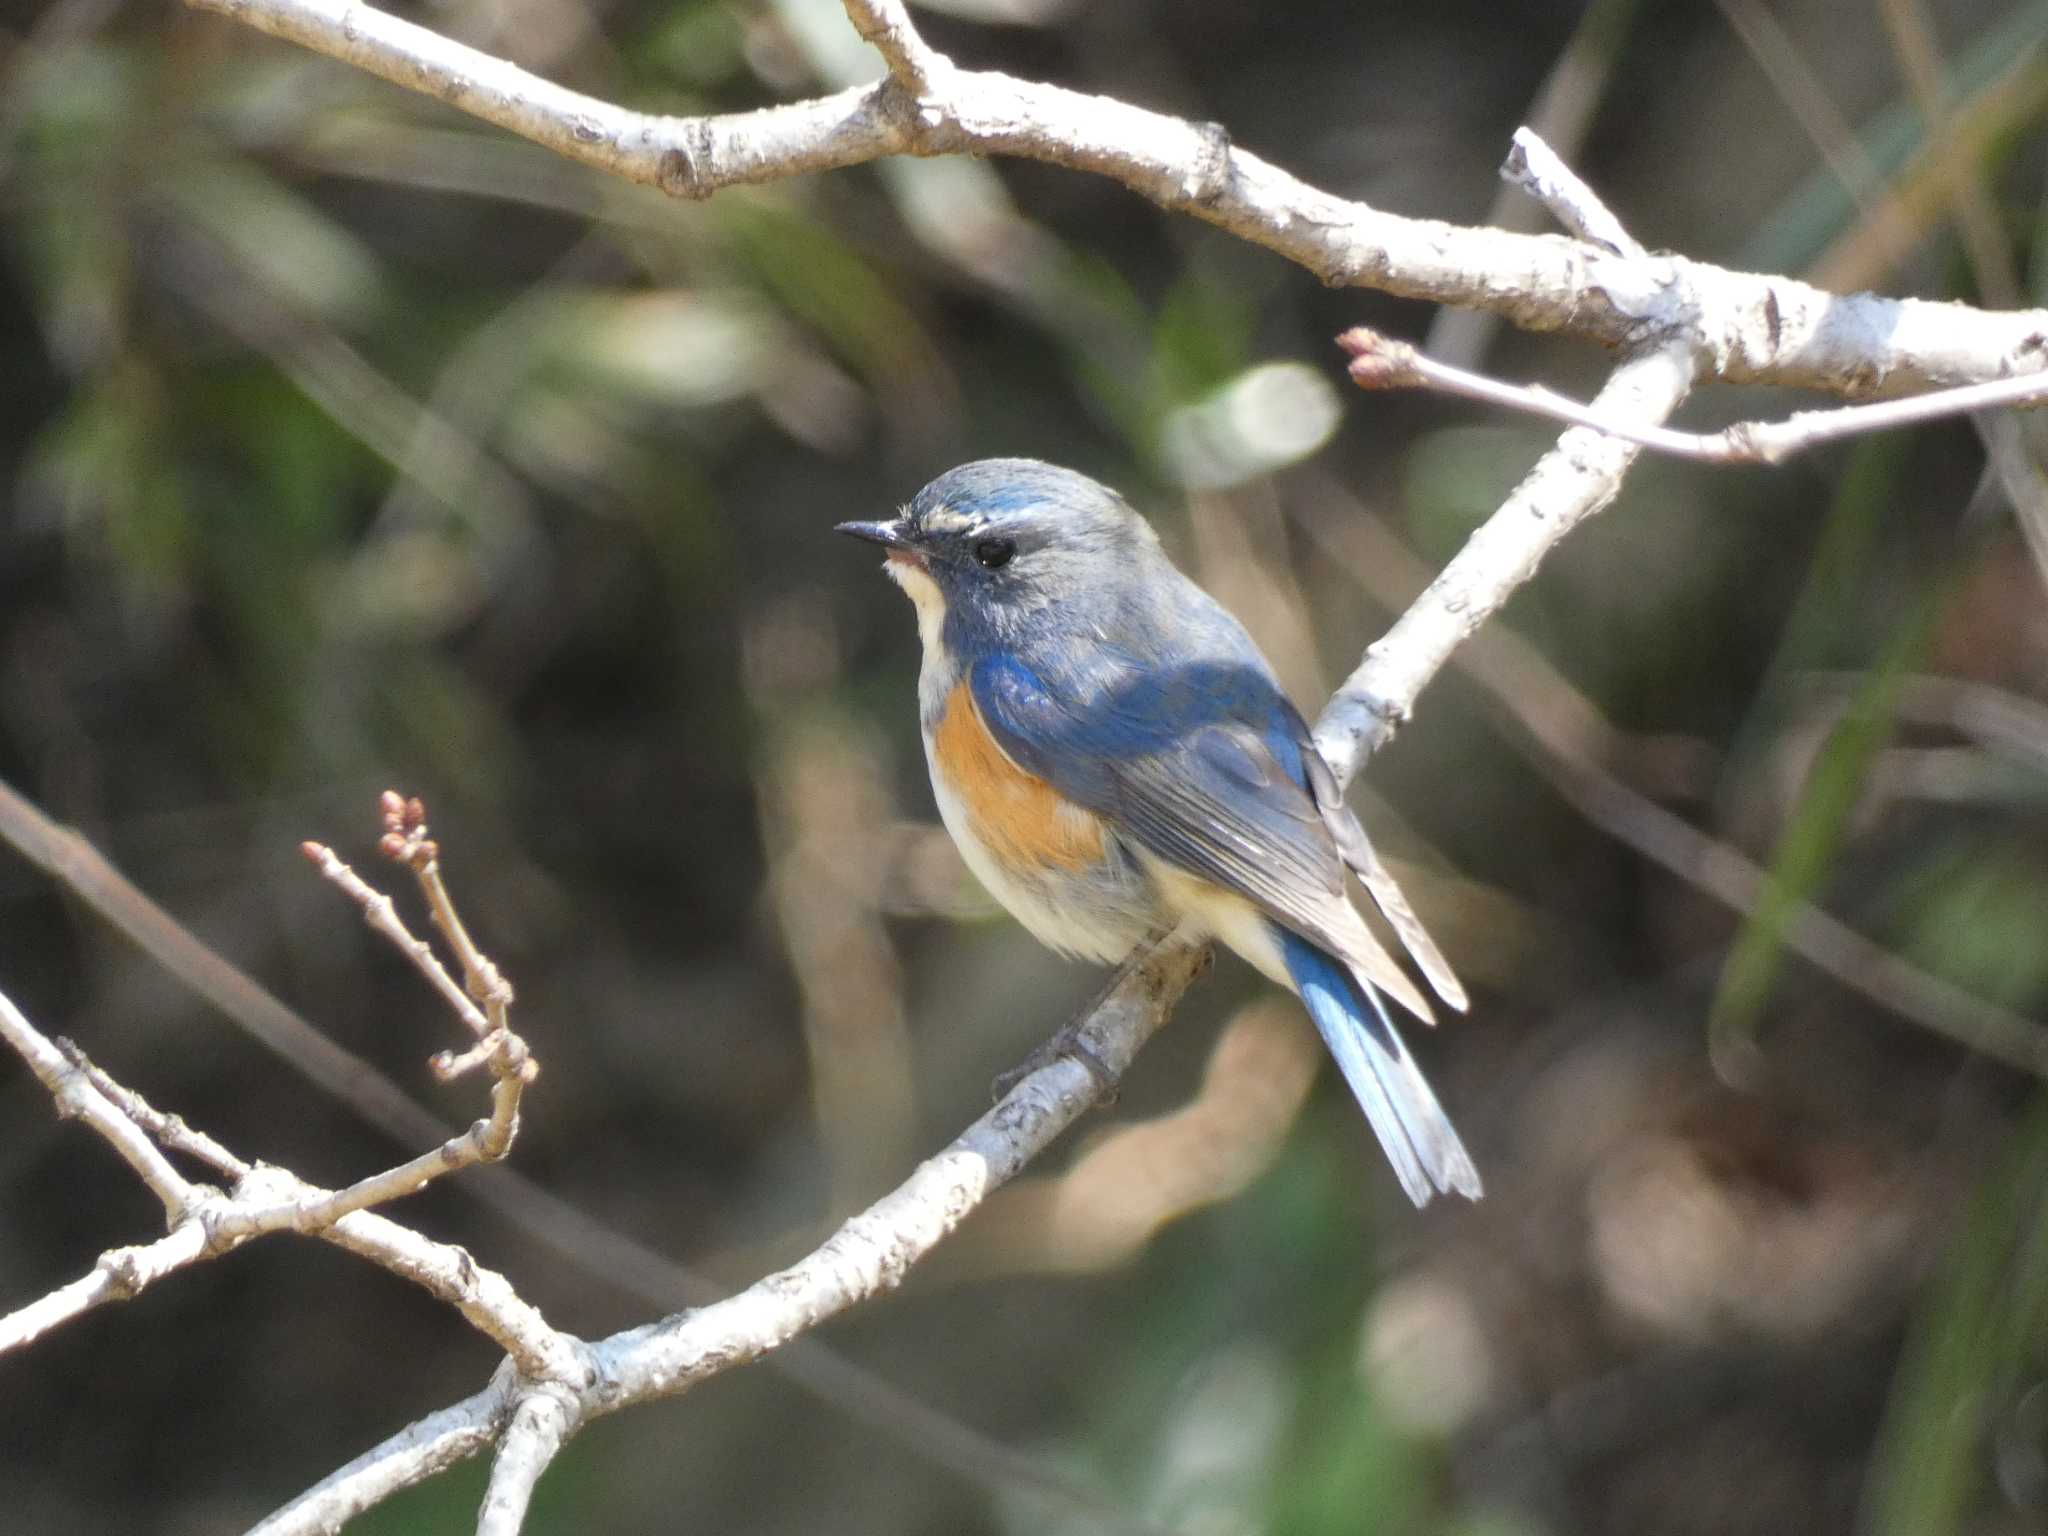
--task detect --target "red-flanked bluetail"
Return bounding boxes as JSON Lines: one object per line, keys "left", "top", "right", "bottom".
{"left": 840, "top": 459, "right": 1479, "bottom": 1205}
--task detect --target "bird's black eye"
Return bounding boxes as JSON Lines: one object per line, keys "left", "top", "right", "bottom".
{"left": 973, "top": 537, "right": 1016, "bottom": 570}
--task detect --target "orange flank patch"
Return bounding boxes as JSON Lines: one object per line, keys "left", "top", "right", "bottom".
{"left": 932, "top": 683, "right": 1105, "bottom": 873}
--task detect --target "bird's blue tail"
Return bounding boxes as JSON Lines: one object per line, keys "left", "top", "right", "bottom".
{"left": 1275, "top": 923, "right": 1482, "bottom": 1205}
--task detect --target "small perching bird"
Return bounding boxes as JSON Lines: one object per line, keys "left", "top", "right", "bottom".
{"left": 839, "top": 459, "right": 1479, "bottom": 1205}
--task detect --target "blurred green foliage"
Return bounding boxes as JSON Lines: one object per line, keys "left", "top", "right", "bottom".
{"left": 1866, "top": 1097, "right": 2048, "bottom": 1536}
{"left": 2, "top": 2, "right": 2048, "bottom": 1534}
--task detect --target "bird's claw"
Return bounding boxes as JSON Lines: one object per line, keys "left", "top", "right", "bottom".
{"left": 991, "top": 1027, "right": 1119, "bottom": 1105}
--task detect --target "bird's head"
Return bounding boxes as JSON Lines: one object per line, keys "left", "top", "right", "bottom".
{"left": 836, "top": 458, "right": 1159, "bottom": 645}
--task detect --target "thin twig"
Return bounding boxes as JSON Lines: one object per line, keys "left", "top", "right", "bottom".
{"left": 305, "top": 792, "right": 535, "bottom": 1164}
{"left": 844, "top": 0, "right": 946, "bottom": 98}
{"left": 375, "top": 791, "right": 517, "bottom": 1032}
{"left": 0, "top": 1219, "right": 210, "bottom": 1352}
{"left": 1316, "top": 339, "right": 1700, "bottom": 782}
{"left": 0, "top": 989, "right": 195, "bottom": 1218}
{"left": 301, "top": 838, "right": 490, "bottom": 1036}
{"left": 1503, "top": 127, "right": 1645, "bottom": 259}
{"left": 1339, "top": 326, "right": 2048, "bottom": 464}
{"left": 66, "top": 1043, "right": 252, "bottom": 1179}
{"left": 1, "top": 991, "right": 574, "bottom": 1375}
{"left": 0, "top": 791, "right": 562, "bottom": 1367}
{"left": 1425, "top": 0, "right": 1639, "bottom": 367}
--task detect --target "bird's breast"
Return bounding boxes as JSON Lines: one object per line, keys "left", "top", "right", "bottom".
{"left": 928, "top": 681, "right": 1106, "bottom": 874}
{"left": 923, "top": 679, "right": 1149, "bottom": 962}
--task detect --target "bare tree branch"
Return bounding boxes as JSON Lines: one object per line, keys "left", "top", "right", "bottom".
{"left": 0, "top": 799, "right": 563, "bottom": 1371}
{"left": 0, "top": 989, "right": 571, "bottom": 1372}
{"left": 246, "top": 1379, "right": 511, "bottom": 1536}
{"left": 585, "top": 937, "right": 1208, "bottom": 1408}
{"left": 176, "top": 0, "right": 2048, "bottom": 395}
{"left": 478, "top": 1385, "right": 581, "bottom": 1536}
{"left": 0, "top": 777, "right": 1166, "bottom": 1531}
{"left": 843, "top": 0, "right": 947, "bottom": 97}
{"left": 236, "top": 938, "right": 1208, "bottom": 1536}
{"left": 1424, "top": 0, "right": 1638, "bottom": 367}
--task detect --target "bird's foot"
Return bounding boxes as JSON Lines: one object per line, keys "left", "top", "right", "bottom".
{"left": 990, "top": 929, "right": 1179, "bottom": 1106}
{"left": 991, "top": 1024, "right": 1119, "bottom": 1105}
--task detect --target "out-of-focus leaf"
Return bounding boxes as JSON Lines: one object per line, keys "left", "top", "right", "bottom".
{"left": 205, "top": 363, "right": 371, "bottom": 548}
{"left": 1013, "top": 1340, "right": 1289, "bottom": 1536}
{"left": 1160, "top": 362, "right": 1341, "bottom": 489}
{"left": 1863, "top": 1097, "right": 2048, "bottom": 1536}
{"left": 543, "top": 289, "right": 783, "bottom": 407}
{"left": 162, "top": 157, "right": 385, "bottom": 328}
{"left": 6, "top": 37, "right": 135, "bottom": 154}
{"left": 1150, "top": 275, "right": 1257, "bottom": 410}
{"left": 329, "top": 528, "right": 489, "bottom": 640}
{"left": 19, "top": 363, "right": 192, "bottom": 590}
{"left": 1273, "top": 1355, "right": 1432, "bottom": 1536}
{"left": 1057, "top": 249, "right": 1153, "bottom": 441}
{"left": 1725, "top": 437, "right": 1904, "bottom": 766}
{"left": 11, "top": 184, "right": 127, "bottom": 372}
{"left": 1708, "top": 596, "right": 1930, "bottom": 1077}
{"left": 293, "top": 115, "right": 618, "bottom": 222}
{"left": 1263, "top": 1132, "right": 1438, "bottom": 1536}
{"left": 716, "top": 197, "right": 943, "bottom": 399}
{"left": 503, "top": 389, "right": 655, "bottom": 496}
{"left": 1708, "top": 435, "right": 1931, "bottom": 1073}
{"left": 1810, "top": 49, "right": 2048, "bottom": 296}
{"left": 1139, "top": 1341, "right": 1289, "bottom": 1529}
{"left": 1884, "top": 836, "right": 2048, "bottom": 1005}
{"left": 772, "top": 0, "right": 884, "bottom": 85}
{"left": 8, "top": 42, "right": 139, "bottom": 369}
{"left": 644, "top": 0, "right": 749, "bottom": 89}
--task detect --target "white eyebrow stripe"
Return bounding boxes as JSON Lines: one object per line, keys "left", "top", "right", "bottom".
{"left": 920, "top": 505, "right": 979, "bottom": 535}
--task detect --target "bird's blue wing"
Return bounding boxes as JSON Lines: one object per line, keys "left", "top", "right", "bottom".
{"left": 969, "top": 648, "right": 1354, "bottom": 940}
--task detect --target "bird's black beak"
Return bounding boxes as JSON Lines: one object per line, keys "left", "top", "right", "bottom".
{"left": 833, "top": 517, "right": 914, "bottom": 549}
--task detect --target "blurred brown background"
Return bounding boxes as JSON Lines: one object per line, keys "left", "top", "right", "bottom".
{"left": 3, "top": 0, "right": 2047, "bottom": 1531}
